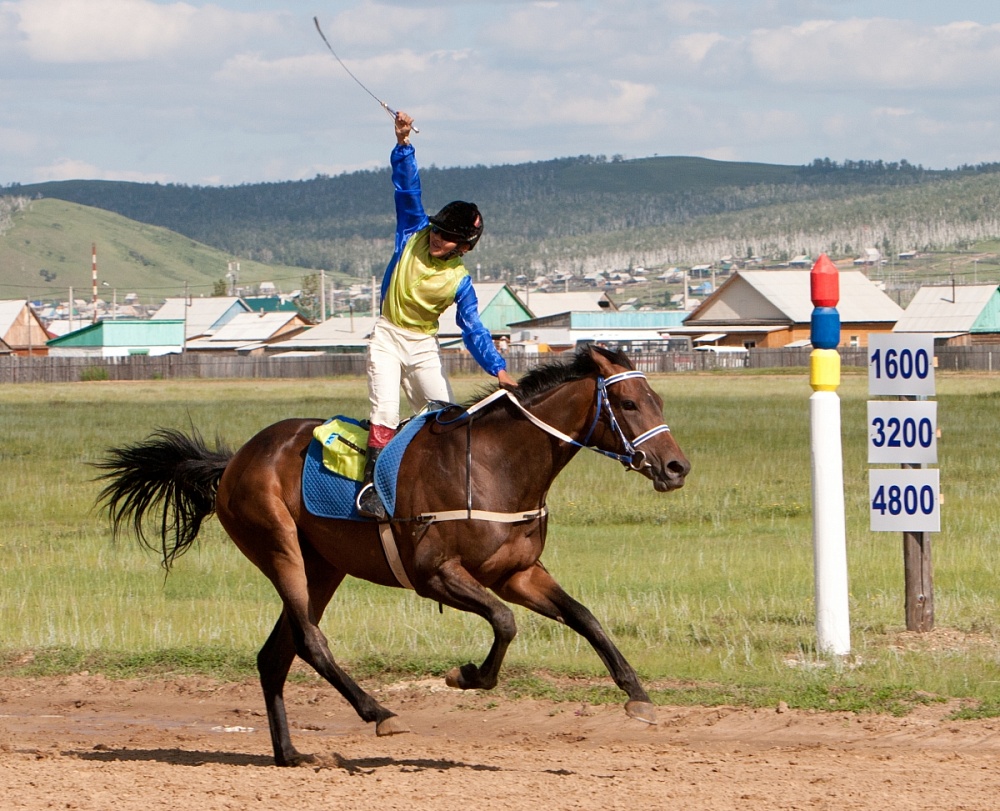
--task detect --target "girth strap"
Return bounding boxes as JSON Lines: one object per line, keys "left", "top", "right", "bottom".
{"left": 378, "top": 522, "right": 414, "bottom": 590}
{"left": 416, "top": 506, "right": 548, "bottom": 524}
{"left": 376, "top": 506, "right": 548, "bottom": 591}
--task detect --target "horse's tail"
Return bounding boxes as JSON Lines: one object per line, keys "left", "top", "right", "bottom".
{"left": 93, "top": 427, "right": 233, "bottom": 571}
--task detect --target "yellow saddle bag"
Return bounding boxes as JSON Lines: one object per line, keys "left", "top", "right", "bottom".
{"left": 312, "top": 417, "right": 369, "bottom": 481}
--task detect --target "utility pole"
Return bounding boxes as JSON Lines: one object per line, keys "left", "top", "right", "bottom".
{"left": 91, "top": 243, "right": 98, "bottom": 323}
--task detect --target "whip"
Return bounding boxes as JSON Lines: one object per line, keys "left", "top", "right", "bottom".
{"left": 313, "top": 16, "right": 419, "bottom": 133}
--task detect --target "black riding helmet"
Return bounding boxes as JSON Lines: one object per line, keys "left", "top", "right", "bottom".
{"left": 428, "top": 201, "right": 484, "bottom": 250}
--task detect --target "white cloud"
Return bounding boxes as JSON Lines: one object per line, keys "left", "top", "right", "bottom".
{"left": 746, "top": 18, "right": 1000, "bottom": 90}
{"left": 33, "top": 156, "right": 168, "bottom": 182}
{"left": 874, "top": 106, "right": 914, "bottom": 118}
{"left": 9, "top": 0, "right": 275, "bottom": 63}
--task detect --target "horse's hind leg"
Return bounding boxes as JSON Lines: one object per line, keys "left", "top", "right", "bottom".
{"left": 258, "top": 610, "right": 310, "bottom": 766}
{"left": 247, "top": 538, "right": 407, "bottom": 765}
{"left": 257, "top": 560, "right": 344, "bottom": 767}
{"left": 496, "top": 563, "right": 658, "bottom": 724}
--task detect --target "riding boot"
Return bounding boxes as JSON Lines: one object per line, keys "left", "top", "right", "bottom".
{"left": 355, "top": 445, "right": 387, "bottom": 521}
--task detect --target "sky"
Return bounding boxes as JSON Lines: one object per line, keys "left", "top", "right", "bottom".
{"left": 3, "top": 0, "right": 1000, "bottom": 187}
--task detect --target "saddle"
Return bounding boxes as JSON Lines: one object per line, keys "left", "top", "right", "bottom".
{"left": 302, "top": 407, "right": 445, "bottom": 521}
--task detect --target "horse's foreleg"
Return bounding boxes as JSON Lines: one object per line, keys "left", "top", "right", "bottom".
{"left": 495, "top": 563, "right": 658, "bottom": 724}
{"left": 421, "top": 559, "right": 518, "bottom": 691}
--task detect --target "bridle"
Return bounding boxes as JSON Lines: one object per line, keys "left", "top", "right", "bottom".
{"left": 445, "top": 369, "right": 671, "bottom": 472}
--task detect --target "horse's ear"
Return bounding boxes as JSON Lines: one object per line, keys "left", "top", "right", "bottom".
{"left": 588, "top": 343, "right": 619, "bottom": 375}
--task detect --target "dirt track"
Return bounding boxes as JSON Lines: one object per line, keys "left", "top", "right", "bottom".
{"left": 2, "top": 673, "right": 1000, "bottom": 810}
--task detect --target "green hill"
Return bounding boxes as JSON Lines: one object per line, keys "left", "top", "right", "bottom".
{"left": 0, "top": 198, "right": 339, "bottom": 302}
{"left": 4, "top": 155, "right": 1000, "bottom": 303}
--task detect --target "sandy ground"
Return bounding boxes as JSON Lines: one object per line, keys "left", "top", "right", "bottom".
{"left": 2, "top": 672, "right": 1000, "bottom": 811}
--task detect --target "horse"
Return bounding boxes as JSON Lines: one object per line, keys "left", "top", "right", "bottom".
{"left": 95, "top": 344, "right": 690, "bottom": 766}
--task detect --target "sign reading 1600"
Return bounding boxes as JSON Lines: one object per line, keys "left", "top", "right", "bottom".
{"left": 868, "top": 334, "right": 936, "bottom": 396}
{"left": 870, "top": 345, "right": 930, "bottom": 381}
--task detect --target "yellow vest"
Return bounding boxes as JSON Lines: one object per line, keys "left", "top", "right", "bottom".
{"left": 383, "top": 228, "right": 468, "bottom": 335}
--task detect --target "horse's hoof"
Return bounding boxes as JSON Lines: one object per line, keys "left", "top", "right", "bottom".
{"left": 280, "top": 751, "right": 319, "bottom": 768}
{"left": 625, "top": 700, "right": 658, "bottom": 725}
{"left": 375, "top": 715, "right": 410, "bottom": 737}
{"left": 445, "top": 666, "right": 464, "bottom": 689}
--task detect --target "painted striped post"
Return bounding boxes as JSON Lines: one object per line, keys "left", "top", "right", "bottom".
{"left": 809, "top": 254, "right": 851, "bottom": 655}
{"left": 91, "top": 243, "right": 98, "bottom": 324}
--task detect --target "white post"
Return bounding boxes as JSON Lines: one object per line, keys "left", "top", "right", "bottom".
{"left": 809, "top": 253, "right": 851, "bottom": 656}
{"left": 810, "top": 390, "right": 851, "bottom": 654}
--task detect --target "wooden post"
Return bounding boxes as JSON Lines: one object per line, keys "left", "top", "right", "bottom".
{"left": 901, "top": 396, "right": 934, "bottom": 633}
{"left": 903, "top": 529, "right": 933, "bottom": 631}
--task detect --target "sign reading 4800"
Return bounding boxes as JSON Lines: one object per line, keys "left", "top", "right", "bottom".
{"left": 869, "top": 469, "right": 940, "bottom": 532}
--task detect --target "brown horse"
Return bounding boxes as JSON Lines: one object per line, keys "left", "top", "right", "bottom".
{"left": 95, "top": 345, "right": 690, "bottom": 766}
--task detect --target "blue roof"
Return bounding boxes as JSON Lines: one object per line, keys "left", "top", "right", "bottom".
{"left": 569, "top": 311, "right": 689, "bottom": 329}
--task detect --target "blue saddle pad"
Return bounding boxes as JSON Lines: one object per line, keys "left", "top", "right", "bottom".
{"left": 301, "top": 412, "right": 433, "bottom": 520}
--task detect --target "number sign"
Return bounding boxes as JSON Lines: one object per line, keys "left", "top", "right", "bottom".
{"left": 867, "top": 401, "right": 938, "bottom": 464}
{"left": 869, "top": 469, "right": 940, "bottom": 532}
{"left": 868, "top": 334, "right": 935, "bottom": 396}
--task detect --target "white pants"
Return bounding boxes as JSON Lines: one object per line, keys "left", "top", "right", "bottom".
{"left": 367, "top": 316, "right": 454, "bottom": 428}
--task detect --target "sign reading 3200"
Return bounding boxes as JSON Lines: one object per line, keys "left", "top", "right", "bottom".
{"left": 867, "top": 401, "right": 938, "bottom": 464}
{"left": 868, "top": 334, "right": 935, "bottom": 396}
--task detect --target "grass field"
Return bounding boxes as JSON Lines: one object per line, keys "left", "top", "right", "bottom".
{"left": 2, "top": 371, "right": 1000, "bottom": 717}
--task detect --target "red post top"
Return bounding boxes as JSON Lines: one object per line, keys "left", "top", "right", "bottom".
{"left": 810, "top": 253, "right": 839, "bottom": 308}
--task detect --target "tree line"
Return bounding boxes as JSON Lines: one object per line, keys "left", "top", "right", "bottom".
{"left": 5, "top": 156, "right": 1000, "bottom": 279}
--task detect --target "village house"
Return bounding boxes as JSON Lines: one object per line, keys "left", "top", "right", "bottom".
{"left": 893, "top": 283, "right": 1000, "bottom": 346}
{"left": 46, "top": 319, "right": 185, "bottom": 357}
{"left": 0, "top": 300, "right": 51, "bottom": 356}
{"left": 151, "top": 296, "right": 252, "bottom": 341}
{"left": 675, "top": 269, "right": 904, "bottom": 349}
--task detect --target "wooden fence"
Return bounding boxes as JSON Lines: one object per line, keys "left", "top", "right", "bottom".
{"left": 3, "top": 345, "right": 1000, "bottom": 384}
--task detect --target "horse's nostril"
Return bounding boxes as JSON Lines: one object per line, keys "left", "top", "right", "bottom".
{"left": 668, "top": 459, "right": 690, "bottom": 477}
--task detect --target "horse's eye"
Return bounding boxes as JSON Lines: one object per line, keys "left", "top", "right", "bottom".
{"left": 621, "top": 399, "right": 638, "bottom": 411}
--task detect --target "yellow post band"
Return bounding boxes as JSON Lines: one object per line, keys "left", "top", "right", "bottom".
{"left": 810, "top": 349, "right": 841, "bottom": 392}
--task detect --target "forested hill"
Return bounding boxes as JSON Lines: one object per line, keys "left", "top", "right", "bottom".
{"left": 6, "top": 156, "right": 1000, "bottom": 278}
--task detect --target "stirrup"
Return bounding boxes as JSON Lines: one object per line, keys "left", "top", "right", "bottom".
{"left": 356, "top": 482, "right": 388, "bottom": 521}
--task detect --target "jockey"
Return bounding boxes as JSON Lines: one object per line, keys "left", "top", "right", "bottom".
{"left": 356, "top": 111, "right": 517, "bottom": 520}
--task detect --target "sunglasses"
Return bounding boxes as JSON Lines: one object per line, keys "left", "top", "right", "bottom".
{"left": 431, "top": 226, "right": 480, "bottom": 250}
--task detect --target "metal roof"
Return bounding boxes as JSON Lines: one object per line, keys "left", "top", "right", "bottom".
{"left": 151, "top": 297, "right": 250, "bottom": 338}
{"left": 46, "top": 319, "right": 185, "bottom": 348}
{"left": 185, "top": 311, "right": 304, "bottom": 348}
{"left": 893, "top": 284, "right": 1000, "bottom": 334}
{"left": 520, "top": 291, "right": 614, "bottom": 318}
{"left": 689, "top": 269, "right": 904, "bottom": 325}
{"left": 270, "top": 315, "right": 379, "bottom": 349}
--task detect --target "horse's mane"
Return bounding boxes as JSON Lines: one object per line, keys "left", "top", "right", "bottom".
{"left": 463, "top": 344, "right": 633, "bottom": 410}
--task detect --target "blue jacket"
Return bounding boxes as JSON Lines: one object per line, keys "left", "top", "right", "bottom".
{"left": 380, "top": 143, "right": 506, "bottom": 377}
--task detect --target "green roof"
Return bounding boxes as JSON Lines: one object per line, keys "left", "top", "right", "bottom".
{"left": 971, "top": 288, "right": 1000, "bottom": 332}
{"left": 48, "top": 319, "right": 185, "bottom": 348}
